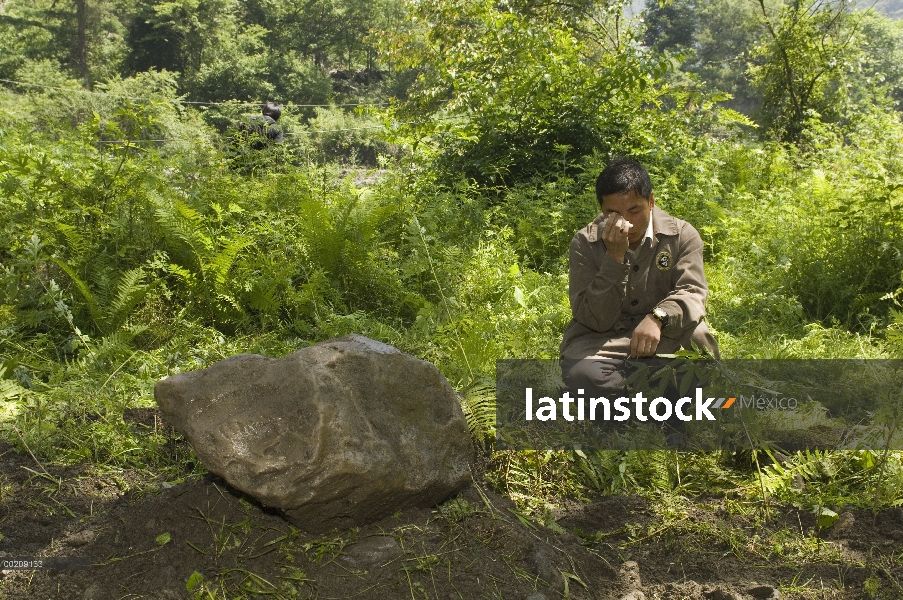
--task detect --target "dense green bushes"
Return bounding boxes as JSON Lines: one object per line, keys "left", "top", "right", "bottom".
{"left": 2, "top": 0, "right": 903, "bottom": 517}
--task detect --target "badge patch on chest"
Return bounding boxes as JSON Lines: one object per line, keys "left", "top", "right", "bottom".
{"left": 655, "top": 251, "right": 672, "bottom": 271}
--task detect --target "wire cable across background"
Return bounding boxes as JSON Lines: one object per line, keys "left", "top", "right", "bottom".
{"left": 0, "top": 78, "right": 387, "bottom": 108}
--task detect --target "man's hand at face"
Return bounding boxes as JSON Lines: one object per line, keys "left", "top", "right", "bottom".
{"left": 630, "top": 314, "right": 662, "bottom": 358}
{"left": 602, "top": 213, "right": 631, "bottom": 263}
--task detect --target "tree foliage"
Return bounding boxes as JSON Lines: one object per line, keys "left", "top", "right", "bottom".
{"left": 382, "top": 0, "right": 694, "bottom": 184}
{"left": 1, "top": 0, "right": 406, "bottom": 108}
{"left": 749, "top": 0, "right": 867, "bottom": 142}
{"left": 645, "top": 0, "right": 903, "bottom": 128}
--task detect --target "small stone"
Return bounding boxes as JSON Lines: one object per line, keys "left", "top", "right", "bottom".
{"left": 65, "top": 530, "right": 95, "bottom": 547}
{"left": 618, "top": 561, "right": 642, "bottom": 590}
{"left": 619, "top": 592, "right": 646, "bottom": 600}
{"left": 704, "top": 586, "right": 743, "bottom": 600}
{"left": 83, "top": 582, "right": 103, "bottom": 600}
{"left": 526, "top": 544, "right": 564, "bottom": 587}
{"left": 747, "top": 584, "right": 781, "bottom": 600}
{"left": 833, "top": 511, "right": 855, "bottom": 533}
{"left": 339, "top": 535, "right": 402, "bottom": 569}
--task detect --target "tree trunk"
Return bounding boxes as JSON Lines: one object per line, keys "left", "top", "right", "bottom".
{"left": 74, "top": 0, "right": 89, "bottom": 87}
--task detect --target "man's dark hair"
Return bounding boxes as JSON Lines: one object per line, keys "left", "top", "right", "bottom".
{"left": 595, "top": 157, "right": 652, "bottom": 204}
{"left": 262, "top": 101, "right": 282, "bottom": 121}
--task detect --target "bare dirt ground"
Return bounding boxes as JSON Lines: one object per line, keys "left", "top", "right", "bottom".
{"left": 1, "top": 437, "right": 902, "bottom": 600}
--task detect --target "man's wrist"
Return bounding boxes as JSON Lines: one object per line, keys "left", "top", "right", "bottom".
{"left": 643, "top": 314, "right": 662, "bottom": 330}
{"left": 651, "top": 306, "right": 669, "bottom": 329}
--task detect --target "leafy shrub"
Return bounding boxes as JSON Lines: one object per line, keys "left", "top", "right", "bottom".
{"left": 307, "top": 106, "right": 395, "bottom": 166}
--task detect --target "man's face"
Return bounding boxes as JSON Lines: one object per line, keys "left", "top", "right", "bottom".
{"left": 600, "top": 190, "right": 655, "bottom": 248}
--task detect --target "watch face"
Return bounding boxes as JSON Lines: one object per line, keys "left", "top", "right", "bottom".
{"left": 654, "top": 308, "right": 667, "bottom": 321}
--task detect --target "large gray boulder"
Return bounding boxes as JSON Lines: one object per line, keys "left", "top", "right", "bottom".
{"left": 154, "top": 334, "right": 474, "bottom": 532}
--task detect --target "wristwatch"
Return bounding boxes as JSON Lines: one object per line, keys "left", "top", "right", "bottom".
{"left": 652, "top": 307, "right": 669, "bottom": 328}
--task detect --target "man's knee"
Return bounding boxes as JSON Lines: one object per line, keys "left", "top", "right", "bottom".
{"left": 662, "top": 322, "right": 718, "bottom": 359}
{"left": 687, "top": 322, "right": 719, "bottom": 359}
{"left": 561, "top": 358, "right": 629, "bottom": 394}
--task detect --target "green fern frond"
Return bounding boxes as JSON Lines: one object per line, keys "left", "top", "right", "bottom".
{"left": 247, "top": 283, "right": 280, "bottom": 313}
{"left": 52, "top": 259, "right": 152, "bottom": 334}
{"left": 792, "top": 449, "right": 831, "bottom": 480}
{"left": 87, "top": 255, "right": 118, "bottom": 311}
{"left": 174, "top": 199, "right": 202, "bottom": 225}
{"left": 758, "top": 449, "right": 836, "bottom": 497}
{"left": 642, "top": 450, "right": 674, "bottom": 491}
{"left": 56, "top": 223, "right": 89, "bottom": 259}
{"left": 216, "top": 292, "right": 243, "bottom": 312}
{"left": 760, "top": 461, "right": 789, "bottom": 496}
{"left": 574, "top": 450, "right": 631, "bottom": 493}
{"left": 108, "top": 267, "right": 153, "bottom": 331}
{"left": 209, "top": 238, "right": 253, "bottom": 288}
{"left": 459, "top": 377, "right": 496, "bottom": 449}
{"left": 154, "top": 198, "right": 213, "bottom": 277}
{"left": 91, "top": 325, "right": 146, "bottom": 364}
{"left": 164, "top": 262, "right": 196, "bottom": 287}
{"left": 52, "top": 258, "right": 101, "bottom": 329}
{"left": 851, "top": 291, "right": 885, "bottom": 314}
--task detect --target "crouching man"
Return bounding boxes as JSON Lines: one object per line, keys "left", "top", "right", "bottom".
{"left": 561, "top": 157, "right": 718, "bottom": 391}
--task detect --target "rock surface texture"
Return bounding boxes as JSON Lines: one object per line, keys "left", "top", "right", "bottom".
{"left": 154, "top": 334, "right": 474, "bottom": 532}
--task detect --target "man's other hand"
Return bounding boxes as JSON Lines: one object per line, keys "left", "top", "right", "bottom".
{"left": 630, "top": 314, "right": 662, "bottom": 357}
{"left": 602, "top": 213, "right": 630, "bottom": 263}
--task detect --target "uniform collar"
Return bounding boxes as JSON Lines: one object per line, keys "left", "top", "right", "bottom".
{"left": 651, "top": 206, "right": 679, "bottom": 238}
{"left": 640, "top": 212, "right": 654, "bottom": 245}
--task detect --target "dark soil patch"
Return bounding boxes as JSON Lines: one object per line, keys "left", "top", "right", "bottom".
{"left": 1, "top": 441, "right": 901, "bottom": 599}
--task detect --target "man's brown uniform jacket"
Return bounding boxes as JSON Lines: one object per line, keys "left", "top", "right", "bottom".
{"left": 560, "top": 206, "right": 718, "bottom": 360}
